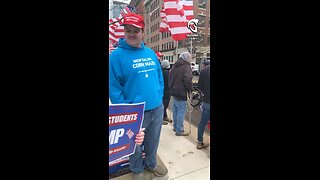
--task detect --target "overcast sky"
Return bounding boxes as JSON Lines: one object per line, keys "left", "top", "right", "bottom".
{"left": 113, "top": 0, "right": 131, "bottom": 4}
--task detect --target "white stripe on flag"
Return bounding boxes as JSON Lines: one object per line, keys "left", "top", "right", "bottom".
{"left": 184, "top": 10, "right": 193, "bottom": 16}
{"left": 170, "top": 27, "right": 191, "bottom": 35}
{"left": 165, "top": 15, "right": 187, "bottom": 22}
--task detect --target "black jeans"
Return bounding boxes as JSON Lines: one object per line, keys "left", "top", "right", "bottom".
{"left": 162, "top": 96, "right": 170, "bottom": 118}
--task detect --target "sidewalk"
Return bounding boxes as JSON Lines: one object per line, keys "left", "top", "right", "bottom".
{"left": 111, "top": 110, "right": 210, "bottom": 180}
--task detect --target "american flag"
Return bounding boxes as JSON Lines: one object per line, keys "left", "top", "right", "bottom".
{"left": 109, "top": 5, "right": 135, "bottom": 44}
{"left": 160, "top": 4, "right": 170, "bottom": 32}
{"left": 109, "top": 17, "right": 124, "bottom": 44}
{"left": 120, "top": 5, "right": 135, "bottom": 18}
{"left": 160, "top": 0, "right": 194, "bottom": 41}
{"left": 180, "top": 0, "right": 194, "bottom": 21}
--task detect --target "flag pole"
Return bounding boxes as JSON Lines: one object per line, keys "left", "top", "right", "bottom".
{"left": 176, "top": 40, "right": 179, "bottom": 62}
{"left": 190, "top": 37, "right": 193, "bottom": 61}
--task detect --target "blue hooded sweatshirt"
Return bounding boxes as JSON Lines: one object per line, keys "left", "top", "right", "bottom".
{"left": 109, "top": 38, "right": 164, "bottom": 111}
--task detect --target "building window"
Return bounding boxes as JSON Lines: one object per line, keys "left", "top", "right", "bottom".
{"left": 197, "top": 15, "right": 206, "bottom": 27}
{"left": 198, "top": 0, "right": 207, "bottom": 9}
{"left": 200, "top": 34, "right": 205, "bottom": 43}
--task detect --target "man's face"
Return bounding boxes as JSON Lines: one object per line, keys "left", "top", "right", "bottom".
{"left": 157, "top": 56, "right": 162, "bottom": 62}
{"left": 124, "top": 25, "right": 144, "bottom": 48}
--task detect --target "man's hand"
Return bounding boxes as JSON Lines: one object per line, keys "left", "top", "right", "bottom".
{"left": 135, "top": 128, "right": 145, "bottom": 145}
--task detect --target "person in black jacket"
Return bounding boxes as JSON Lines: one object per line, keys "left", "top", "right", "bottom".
{"left": 168, "top": 52, "right": 193, "bottom": 136}
{"left": 161, "top": 60, "right": 172, "bottom": 125}
{"left": 196, "top": 60, "right": 210, "bottom": 149}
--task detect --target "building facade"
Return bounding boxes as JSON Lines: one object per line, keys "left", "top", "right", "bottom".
{"left": 129, "top": 0, "right": 145, "bottom": 16}
{"left": 111, "top": 0, "right": 130, "bottom": 19}
{"left": 144, "top": 0, "right": 210, "bottom": 64}
{"left": 128, "top": 0, "right": 211, "bottom": 64}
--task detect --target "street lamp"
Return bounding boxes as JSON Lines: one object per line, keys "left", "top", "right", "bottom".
{"left": 186, "top": 34, "right": 201, "bottom": 61}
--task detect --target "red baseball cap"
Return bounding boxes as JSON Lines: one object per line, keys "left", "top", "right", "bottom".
{"left": 122, "top": 13, "right": 145, "bottom": 29}
{"left": 156, "top": 52, "right": 163, "bottom": 57}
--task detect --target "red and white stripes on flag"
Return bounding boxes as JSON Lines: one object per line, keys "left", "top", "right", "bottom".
{"left": 160, "top": 5, "right": 170, "bottom": 32}
{"left": 109, "top": 6, "right": 134, "bottom": 44}
{"left": 180, "top": 0, "right": 194, "bottom": 21}
{"left": 160, "top": 0, "right": 194, "bottom": 41}
{"left": 109, "top": 17, "right": 124, "bottom": 44}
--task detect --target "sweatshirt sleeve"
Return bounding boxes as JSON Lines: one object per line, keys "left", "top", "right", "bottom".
{"left": 109, "top": 52, "right": 128, "bottom": 104}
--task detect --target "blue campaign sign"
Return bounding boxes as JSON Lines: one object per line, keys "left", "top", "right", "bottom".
{"left": 109, "top": 102, "right": 145, "bottom": 163}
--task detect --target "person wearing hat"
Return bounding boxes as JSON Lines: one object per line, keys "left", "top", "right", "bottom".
{"left": 196, "top": 60, "right": 210, "bottom": 149}
{"left": 161, "top": 60, "right": 172, "bottom": 125}
{"left": 156, "top": 52, "right": 163, "bottom": 62}
{"left": 168, "top": 52, "right": 193, "bottom": 136}
{"left": 109, "top": 13, "right": 167, "bottom": 179}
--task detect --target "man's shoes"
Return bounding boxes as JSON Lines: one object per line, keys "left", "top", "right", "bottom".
{"left": 132, "top": 172, "right": 147, "bottom": 180}
{"left": 175, "top": 131, "right": 189, "bottom": 136}
{"left": 163, "top": 117, "right": 172, "bottom": 123}
{"left": 197, "top": 142, "right": 209, "bottom": 149}
{"left": 162, "top": 121, "right": 168, "bottom": 125}
{"left": 147, "top": 165, "right": 168, "bottom": 177}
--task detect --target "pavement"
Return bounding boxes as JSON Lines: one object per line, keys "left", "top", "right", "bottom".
{"left": 110, "top": 108, "right": 210, "bottom": 180}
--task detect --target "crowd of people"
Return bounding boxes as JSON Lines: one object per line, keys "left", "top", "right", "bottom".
{"left": 109, "top": 13, "right": 210, "bottom": 180}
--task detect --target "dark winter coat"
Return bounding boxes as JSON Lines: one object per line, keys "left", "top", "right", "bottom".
{"left": 197, "top": 65, "right": 210, "bottom": 103}
{"left": 168, "top": 59, "right": 193, "bottom": 101}
{"left": 162, "top": 68, "right": 170, "bottom": 99}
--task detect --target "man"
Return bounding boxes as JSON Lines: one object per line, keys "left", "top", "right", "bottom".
{"left": 156, "top": 52, "right": 163, "bottom": 62}
{"left": 160, "top": 60, "right": 172, "bottom": 125}
{"left": 109, "top": 13, "right": 167, "bottom": 179}
{"left": 168, "top": 52, "right": 193, "bottom": 136}
{"left": 196, "top": 60, "right": 210, "bottom": 149}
